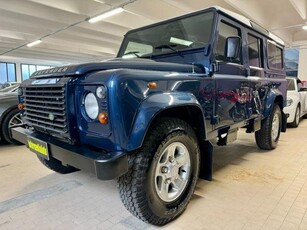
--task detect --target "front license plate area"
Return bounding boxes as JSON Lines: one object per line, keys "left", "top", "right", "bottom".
{"left": 27, "top": 136, "right": 49, "bottom": 160}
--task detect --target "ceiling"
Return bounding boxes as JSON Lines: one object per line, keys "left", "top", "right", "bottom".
{"left": 0, "top": 0, "right": 307, "bottom": 65}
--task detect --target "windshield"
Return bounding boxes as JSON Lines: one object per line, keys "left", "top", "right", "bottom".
{"left": 118, "top": 11, "right": 214, "bottom": 58}
{"left": 287, "top": 78, "right": 295, "bottom": 91}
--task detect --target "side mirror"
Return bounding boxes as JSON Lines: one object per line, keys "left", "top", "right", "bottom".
{"left": 224, "top": 36, "right": 241, "bottom": 59}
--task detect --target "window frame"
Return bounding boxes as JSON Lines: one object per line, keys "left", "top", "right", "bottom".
{"left": 21, "top": 64, "right": 52, "bottom": 81}
{"left": 247, "top": 33, "right": 263, "bottom": 68}
{"left": 267, "top": 40, "right": 284, "bottom": 70}
{"left": 0, "top": 62, "right": 16, "bottom": 83}
{"left": 214, "top": 19, "right": 243, "bottom": 65}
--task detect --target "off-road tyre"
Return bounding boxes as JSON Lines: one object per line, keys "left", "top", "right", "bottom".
{"left": 118, "top": 118, "right": 200, "bottom": 226}
{"left": 1, "top": 108, "right": 23, "bottom": 145}
{"left": 288, "top": 105, "right": 300, "bottom": 128}
{"left": 37, "top": 156, "right": 79, "bottom": 174}
{"left": 255, "top": 103, "right": 281, "bottom": 150}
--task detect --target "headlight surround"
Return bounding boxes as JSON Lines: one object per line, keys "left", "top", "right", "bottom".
{"left": 286, "top": 98, "right": 293, "bottom": 107}
{"left": 84, "top": 92, "right": 99, "bottom": 119}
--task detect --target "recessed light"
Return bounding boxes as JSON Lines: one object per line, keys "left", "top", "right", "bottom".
{"left": 26, "top": 40, "right": 42, "bottom": 47}
{"left": 302, "top": 25, "right": 307, "bottom": 30}
{"left": 88, "top": 7, "right": 124, "bottom": 23}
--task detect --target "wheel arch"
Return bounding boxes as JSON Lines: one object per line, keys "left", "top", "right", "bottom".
{"left": 126, "top": 93, "right": 206, "bottom": 151}
{"left": 264, "top": 90, "right": 287, "bottom": 132}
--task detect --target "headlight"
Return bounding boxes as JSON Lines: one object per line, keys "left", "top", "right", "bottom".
{"left": 286, "top": 98, "right": 293, "bottom": 107}
{"left": 96, "top": 85, "right": 107, "bottom": 99}
{"left": 84, "top": 93, "right": 99, "bottom": 119}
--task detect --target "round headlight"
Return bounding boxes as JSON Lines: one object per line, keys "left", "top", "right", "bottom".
{"left": 96, "top": 85, "right": 107, "bottom": 99}
{"left": 84, "top": 93, "right": 99, "bottom": 119}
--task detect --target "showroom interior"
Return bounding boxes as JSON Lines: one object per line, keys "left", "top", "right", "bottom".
{"left": 1, "top": 0, "right": 307, "bottom": 229}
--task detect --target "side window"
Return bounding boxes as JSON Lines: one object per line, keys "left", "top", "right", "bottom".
{"left": 215, "top": 21, "right": 241, "bottom": 63}
{"left": 248, "top": 34, "right": 262, "bottom": 68}
{"left": 268, "top": 41, "right": 283, "bottom": 69}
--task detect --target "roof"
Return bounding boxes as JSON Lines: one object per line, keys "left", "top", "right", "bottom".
{"left": 214, "top": 6, "right": 285, "bottom": 46}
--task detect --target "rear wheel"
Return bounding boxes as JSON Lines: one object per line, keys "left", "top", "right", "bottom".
{"left": 255, "top": 103, "right": 281, "bottom": 150}
{"left": 37, "top": 156, "right": 79, "bottom": 174}
{"left": 1, "top": 108, "right": 23, "bottom": 144}
{"left": 289, "top": 105, "right": 300, "bottom": 128}
{"left": 118, "top": 118, "right": 200, "bottom": 225}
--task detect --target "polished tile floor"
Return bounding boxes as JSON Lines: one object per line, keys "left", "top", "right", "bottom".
{"left": 1, "top": 119, "right": 307, "bottom": 230}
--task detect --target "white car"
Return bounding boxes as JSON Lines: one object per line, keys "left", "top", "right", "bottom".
{"left": 284, "top": 77, "right": 307, "bottom": 127}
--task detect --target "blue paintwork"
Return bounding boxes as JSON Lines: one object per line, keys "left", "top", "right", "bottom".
{"left": 18, "top": 7, "right": 287, "bottom": 156}
{"left": 126, "top": 92, "right": 204, "bottom": 151}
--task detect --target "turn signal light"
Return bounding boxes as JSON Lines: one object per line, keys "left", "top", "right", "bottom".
{"left": 18, "top": 103, "right": 24, "bottom": 110}
{"left": 147, "top": 82, "right": 157, "bottom": 89}
{"left": 98, "top": 112, "right": 108, "bottom": 124}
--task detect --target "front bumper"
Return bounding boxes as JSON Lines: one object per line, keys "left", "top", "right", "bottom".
{"left": 12, "top": 127, "right": 128, "bottom": 180}
{"left": 283, "top": 104, "right": 296, "bottom": 123}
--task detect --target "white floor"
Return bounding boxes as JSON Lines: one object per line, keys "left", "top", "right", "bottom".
{"left": 1, "top": 119, "right": 307, "bottom": 230}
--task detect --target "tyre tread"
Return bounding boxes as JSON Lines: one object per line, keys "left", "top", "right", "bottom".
{"left": 118, "top": 118, "right": 199, "bottom": 226}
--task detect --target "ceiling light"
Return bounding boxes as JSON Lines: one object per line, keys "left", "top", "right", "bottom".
{"left": 303, "top": 25, "right": 307, "bottom": 30}
{"left": 27, "top": 40, "right": 42, "bottom": 47}
{"left": 88, "top": 7, "right": 124, "bottom": 23}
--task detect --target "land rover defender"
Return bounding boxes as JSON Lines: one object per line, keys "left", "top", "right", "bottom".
{"left": 13, "top": 7, "right": 287, "bottom": 225}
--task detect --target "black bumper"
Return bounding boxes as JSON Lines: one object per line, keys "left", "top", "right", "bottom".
{"left": 12, "top": 127, "right": 128, "bottom": 180}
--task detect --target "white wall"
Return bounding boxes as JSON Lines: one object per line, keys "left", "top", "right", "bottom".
{"left": 298, "top": 48, "right": 307, "bottom": 82}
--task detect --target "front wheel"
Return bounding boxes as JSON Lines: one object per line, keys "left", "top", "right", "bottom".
{"left": 118, "top": 118, "right": 200, "bottom": 226}
{"left": 1, "top": 108, "right": 24, "bottom": 144}
{"left": 255, "top": 103, "right": 281, "bottom": 150}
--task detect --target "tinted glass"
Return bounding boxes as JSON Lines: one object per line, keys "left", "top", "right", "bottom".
{"left": 118, "top": 11, "right": 214, "bottom": 58}
{"left": 268, "top": 41, "right": 283, "bottom": 69}
{"left": 248, "top": 34, "right": 261, "bottom": 67}
{"left": 287, "top": 78, "right": 295, "bottom": 90}
{"left": 215, "top": 21, "right": 241, "bottom": 63}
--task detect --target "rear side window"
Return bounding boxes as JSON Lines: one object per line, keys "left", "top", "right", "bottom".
{"left": 268, "top": 41, "right": 283, "bottom": 69}
{"left": 215, "top": 21, "right": 241, "bottom": 64}
{"left": 248, "top": 34, "right": 262, "bottom": 68}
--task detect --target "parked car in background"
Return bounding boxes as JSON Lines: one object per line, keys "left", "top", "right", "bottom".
{"left": 284, "top": 77, "right": 307, "bottom": 127}
{"left": 0, "top": 83, "right": 20, "bottom": 93}
{"left": 0, "top": 82, "right": 19, "bottom": 90}
{"left": 0, "top": 83, "right": 23, "bottom": 144}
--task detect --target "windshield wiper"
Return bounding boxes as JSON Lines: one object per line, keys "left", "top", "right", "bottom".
{"left": 154, "top": 44, "right": 184, "bottom": 58}
{"left": 123, "top": 51, "right": 140, "bottom": 57}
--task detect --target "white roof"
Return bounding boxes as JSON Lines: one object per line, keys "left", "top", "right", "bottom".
{"left": 213, "top": 6, "right": 285, "bottom": 46}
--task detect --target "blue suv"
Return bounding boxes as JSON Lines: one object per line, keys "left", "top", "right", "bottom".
{"left": 13, "top": 7, "right": 287, "bottom": 225}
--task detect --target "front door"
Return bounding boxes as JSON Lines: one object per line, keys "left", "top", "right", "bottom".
{"left": 213, "top": 18, "right": 250, "bottom": 129}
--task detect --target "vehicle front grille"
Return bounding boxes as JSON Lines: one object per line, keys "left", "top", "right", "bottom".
{"left": 23, "top": 85, "right": 69, "bottom": 138}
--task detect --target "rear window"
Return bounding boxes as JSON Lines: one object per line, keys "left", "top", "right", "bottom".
{"left": 268, "top": 41, "right": 283, "bottom": 69}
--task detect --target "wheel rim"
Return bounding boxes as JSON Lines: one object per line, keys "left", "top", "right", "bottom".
{"left": 154, "top": 142, "right": 191, "bottom": 202}
{"left": 8, "top": 113, "right": 23, "bottom": 136}
{"left": 295, "top": 107, "right": 300, "bottom": 125}
{"left": 271, "top": 113, "right": 280, "bottom": 141}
